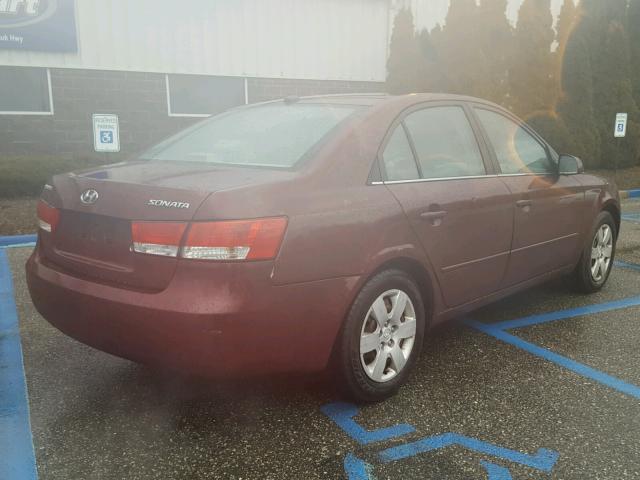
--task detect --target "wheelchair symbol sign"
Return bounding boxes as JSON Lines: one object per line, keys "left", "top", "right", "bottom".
{"left": 322, "top": 402, "right": 559, "bottom": 480}
{"left": 100, "top": 131, "right": 114, "bottom": 144}
{"left": 92, "top": 114, "right": 120, "bottom": 152}
{"left": 614, "top": 113, "right": 627, "bottom": 138}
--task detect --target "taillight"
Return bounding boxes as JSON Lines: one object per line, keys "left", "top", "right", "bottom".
{"left": 131, "top": 222, "right": 187, "bottom": 257}
{"left": 37, "top": 200, "right": 60, "bottom": 233}
{"left": 182, "top": 217, "right": 288, "bottom": 261}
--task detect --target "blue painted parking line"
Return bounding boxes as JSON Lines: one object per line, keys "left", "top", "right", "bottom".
{"left": 321, "top": 402, "right": 414, "bottom": 444}
{"left": 465, "top": 289, "right": 640, "bottom": 400}
{"left": 491, "top": 295, "right": 640, "bottom": 331}
{"left": 378, "top": 432, "right": 559, "bottom": 471}
{"left": 343, "top": 453, "right": 371, "bottom": 480}
{"left": 0, "top": 250, "right": 38, "bottom": 480}
{"left": 627, "top": 189, "right": 640, "bottom": 198}
{"left": 622, "top": 213, "right": 640, "bottom": 224}
{"left": 326, "top": 402, "right": 559, "bottom": 479}
{"left": 480, "top": 461, "right": 514, "bottom": 480}
{"left": 616, "top": 260, "right": 640, "bottom": 272}
{"left": 466, "top": 320, "right": 640, "bottom": 400}
{"left": 0, "top": 235, "right": 37, "bottom": 248}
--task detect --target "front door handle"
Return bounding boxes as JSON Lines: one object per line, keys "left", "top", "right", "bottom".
{"left": 516, "top": 199, "right": 533, "bottom": 208}
{"left": 420, "top": 210, "right": 447, "bottom": 226}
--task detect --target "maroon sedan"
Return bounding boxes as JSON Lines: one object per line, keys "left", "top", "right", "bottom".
{"left": 27, "top": 94, "right": 620, "bottom": 401}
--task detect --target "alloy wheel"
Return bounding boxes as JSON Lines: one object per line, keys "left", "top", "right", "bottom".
{"left": 590, "top": 224, "right": 613, "bottom": 283}
{"left": 359, "top": 289, "right": 417, "bottom": 383}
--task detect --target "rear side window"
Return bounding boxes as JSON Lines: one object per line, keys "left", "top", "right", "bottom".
{"left": 382, "top": 127, "right": 420, "bottom": 181}
{"left": 403, "top": 106, "right": 486, "bottom": 179}
{"left": 475, "top": 108, "right": 555, "bottom": 175}
{"left": 141, "top": 103, "right": 361, "bottom": 168}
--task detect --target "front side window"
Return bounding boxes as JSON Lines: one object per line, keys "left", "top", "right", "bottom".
{"left": 382, "top": 127, "right": 420, "bottom": 181}
{"left": 141, "top": 103, "right": 360, "bottom": 168}
{"left": 475, "top": 108, "right": 555, "bottom": 175}
{"left": 403, "top": 106, "right": 486, "bottom": 179}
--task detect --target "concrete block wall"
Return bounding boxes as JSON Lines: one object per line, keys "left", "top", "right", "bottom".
{"left": 247, "top": 77, "right": 384, "bottom": 103}
{"left": 0, "top": 68, "right": 385, "bottom": 162}
{"left": 0, "top": 69, "right": 198, "bottom": 161}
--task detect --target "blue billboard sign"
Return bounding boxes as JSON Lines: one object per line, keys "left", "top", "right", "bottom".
{"left": 0, "top": 0, "right": 77, "bottom": 52}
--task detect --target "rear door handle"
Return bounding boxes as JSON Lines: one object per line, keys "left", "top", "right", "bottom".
{"left": 516, "top": 199, "right": 532, "bottom": 208}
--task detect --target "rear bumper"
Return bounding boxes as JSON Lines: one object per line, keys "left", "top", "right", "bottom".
{"left": 26, "top": 246, "right": 359, "bottom": 376}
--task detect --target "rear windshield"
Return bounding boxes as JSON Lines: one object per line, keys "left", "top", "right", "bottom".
{"left": 140, "top": 103, "right": 361, "bottom": 168}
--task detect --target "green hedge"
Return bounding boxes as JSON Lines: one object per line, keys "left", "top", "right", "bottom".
{"left": 0, "top": 156, "right": 107, "bottom": 198}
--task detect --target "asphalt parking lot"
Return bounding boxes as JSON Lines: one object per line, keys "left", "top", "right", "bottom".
{"left": 2, "top": 199, "right": 640, "bottom": 480}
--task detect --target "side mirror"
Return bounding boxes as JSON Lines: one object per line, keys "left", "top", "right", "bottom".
{"left": 558, "top": 154, "right": 584, "bottom": 175}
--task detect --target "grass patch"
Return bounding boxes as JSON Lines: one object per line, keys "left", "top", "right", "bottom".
{"left": 0, "top": 156, "right": 107, "bottom": 198}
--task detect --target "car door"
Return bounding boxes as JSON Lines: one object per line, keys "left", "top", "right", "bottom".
{"left": 380, "top": 103, "right": 514, "bottom": 308}
{"left": 472, "top": 106, "right": 584, "bottom": 286}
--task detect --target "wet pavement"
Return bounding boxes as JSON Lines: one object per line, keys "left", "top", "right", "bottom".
{"left": 3, "top": 199, "right": 640, "bottom": 479}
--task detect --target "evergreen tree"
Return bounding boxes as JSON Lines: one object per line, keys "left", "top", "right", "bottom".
{"left": 554, "top": 0, "right": 579, "bottom": 107}
{"left": 629, "top": 0, "right": 640, "bottom": 108}
{"left": 434, "top": 0, "right": 484, "bottom": 96}
{"left": 418, "top": 27, "right": 447, "bottom": 93}
{"left": 557, "top": 8, "right": 601, "bottom": 165}
{"left": 386, "top": 8, "right": 427, "bottom": 94}
{"left": 476, "top": 0, "right": 513, "bottom": 105}
{"left": 582, "top": 0, "right": 640, "bottom": 167}
{"left": 509, "top": 0, "right": 555, "bottom": 117}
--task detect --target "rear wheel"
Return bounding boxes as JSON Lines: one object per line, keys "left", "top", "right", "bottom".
{"left": 336, "top": 269, "right": 426, "bottom": 402}
{"left": 571, "top": 211, "right": 616, "bottom": 293}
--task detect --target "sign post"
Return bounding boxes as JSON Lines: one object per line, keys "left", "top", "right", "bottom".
{"left": 613, "top": 113, "right": 627, "bottom": 182}
{"left": 92, "top": 114, "right": 121, "bottom": 154}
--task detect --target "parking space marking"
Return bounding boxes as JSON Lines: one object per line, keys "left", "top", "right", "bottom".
{"left": 378, "top": 433, "right": 559, "bottom": 470}
{"left": 326, "top": 403, "right": 559, "bottom": 479}
{"left": 0, "top": 235, "right": 37, "bottom": 249}
{"left": 343, "top": 453, "right": 371, "bottom": 480}
{"left": 0, "top": 250, "right": 38, "bottom": 480}
{"left": 616, "top": 260, "right": 640, "bottom": 272}
{"left": 489, "top": 294, "right": 640, "bottom": 331}
{"left": 321, "top": 402, "right": 415, "bottom": 444}
{"left": 466, "top": 286, "right": 640, "bottom": 400}
{"left": 480, "top": 461, "right": 514, "bottom": 480}
{"left": 467, "top": 319, "right": 640, "bottom": 399}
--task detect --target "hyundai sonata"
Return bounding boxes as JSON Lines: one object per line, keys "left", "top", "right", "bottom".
{"left": 27, "top": 94, "right": 620, "bottom": 401}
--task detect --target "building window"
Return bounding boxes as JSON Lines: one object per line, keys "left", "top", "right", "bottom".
{"left": 0, "top": 67, "right": 53, "bottom": 115}
{"left": 166, "top": 74, "right": 247, "bottom": 117}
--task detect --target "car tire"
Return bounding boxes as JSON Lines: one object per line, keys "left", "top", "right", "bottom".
{"left": 571, "top": 211, "right": 617, "bottom": 293}
{"left": 335, "top": 269, "right": 426, "bottom": 403}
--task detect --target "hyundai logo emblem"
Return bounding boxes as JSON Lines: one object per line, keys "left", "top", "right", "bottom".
{"left": 80, "top": 189, "right": 99, "bottom": 205}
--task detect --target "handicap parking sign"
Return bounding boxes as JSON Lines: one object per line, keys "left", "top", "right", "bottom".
{"left": 93, "top": 114, "right": 120, "bottom": 152}
{"left": 614, "top": 113, "right": 627, "bottom": 138}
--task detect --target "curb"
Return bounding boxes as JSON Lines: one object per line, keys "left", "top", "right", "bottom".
{"left": 0, "top": 235, "right": 37, "bottom": 248}
{"left": 620, "top": 189, "right": 640, "bottom": 199}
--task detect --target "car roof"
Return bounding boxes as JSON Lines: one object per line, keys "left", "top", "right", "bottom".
{"left": 295, "top": 93, "right": 502, "bottom": 109}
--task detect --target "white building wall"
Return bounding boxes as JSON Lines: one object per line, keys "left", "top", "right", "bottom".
{"left": 0, "top": 0, "right": 391, "bottom": 82}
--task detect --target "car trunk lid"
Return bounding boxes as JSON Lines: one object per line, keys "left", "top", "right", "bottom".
{"left": 40, "top": 161, "right": 292, "bottom": 291}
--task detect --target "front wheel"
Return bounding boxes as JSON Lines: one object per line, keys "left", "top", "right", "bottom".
{"left": 571, "top": 211, "right": 617, "bottom": 293}
{"left": 335, "top": 269, "right": 426, "bottom": 402}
